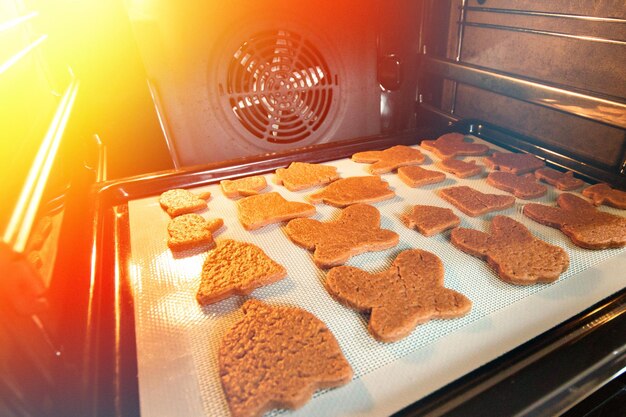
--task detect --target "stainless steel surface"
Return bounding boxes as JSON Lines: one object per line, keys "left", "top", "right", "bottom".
{"left": 146, "top": 79, "right": 180, "bottom": 169}
{"left": 459, "top": 21, "right": 626, "bottom": 46}
{"left": 2, "top": 79, "right": 79, "bottom": 253}
{"left": 423, "top": 56, "right": 626, "bottom": 130}
{"left": 464, "top": 6, "right": 626, "bottom": 24}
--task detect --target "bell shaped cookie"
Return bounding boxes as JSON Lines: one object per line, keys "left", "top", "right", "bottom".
{"left": 197, "top": 240, "right": 286, "bottom": 305}
{"left": 219, "top": 299, "right": 352, "bottom": 417}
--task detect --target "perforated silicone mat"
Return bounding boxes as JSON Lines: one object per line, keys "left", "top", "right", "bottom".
{"left": 127, "top": 137, "right": 626, "bottom": 417}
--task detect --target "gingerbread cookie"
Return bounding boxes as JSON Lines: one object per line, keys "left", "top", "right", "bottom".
{"left": 325, "top": 249, "right": 471, "bottom": 342}
{"left": 237, "top": 192, "right": 316, "bottom": 230}
{"left": 219, "top": 299, "right": 352, "bottom": 417}
{"left": 484, "top": 152, "right": 545, "bottom": 175}
{"left": 420, "top": 133, "right": 490, "bottom": 159}
{"left": 438, "top": 158, "right": 483, "bottom": 178}
{"left": 523, "top": 193, "right": 626, "bottom": 249}
{"left": 285, "top": 204, "right": 399, "bottom": 268}
{"left": 487, "top": 171, "right": 547, "bottom": 199}
{"left": 438, "top": 186, "right": 515, "bottom": 217}
{"left": 196, "top": 240, "right": 286, "bottom": 305}
{"left": 275, "top": 162, "right": 340, "bottom": 191}
{"left": 451, "top": 216, "right": 569, "bottom": 284}
{"left": 220, "top": 176, "right": 267, "bottom": 198}
{"left": 352, "top": 145, "right": 425, "bottom": 174}
{"left": 167, "top": 214, "right": 223, "bottom": 251}
{"left": 307, "top": 176, "right": 395, "bottom": 207}
{"left": 159, "top": 188, "right": 211, "bottom": 217}
{"left": 582, "top": 183, "right": 626, "bottom": 210}
{"left": 403, "top": 205, "right": 460, "bottom": 236}
{"left": 397, "top": 166, "right": 446, "bottom": 188}
{"left": 534, "top": 168, "right": 584, "bottom": 191}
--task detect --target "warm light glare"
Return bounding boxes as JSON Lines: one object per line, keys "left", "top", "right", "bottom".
{"left": 3, "top": 80, "right": 79, "bottom": 252}
{"left": 0, "top": 33, "right": 47, "bottom": 76}
{"left": 0, "top": 11, "right": 37, "bottom": 33}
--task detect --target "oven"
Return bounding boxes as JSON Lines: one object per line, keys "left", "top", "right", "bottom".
{"left": 1, "top": 1, "right": 625, "bottom": 416}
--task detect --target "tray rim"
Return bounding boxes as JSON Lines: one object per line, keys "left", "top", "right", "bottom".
{"left": 84, "top": 125, "right": 626, "bottom": 417}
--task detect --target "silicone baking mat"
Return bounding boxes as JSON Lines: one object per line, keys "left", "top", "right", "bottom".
{"left": 127, "top": 137, "right": 626, "bottom": 417}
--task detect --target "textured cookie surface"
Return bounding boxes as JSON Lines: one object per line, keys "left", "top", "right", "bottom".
{"left": 219, "top": 299, "right": 352, "bottom": 417}
{"left": 451, "top": 216, "right": 569, "bottom": 284}
{"left": 237, "top": 192, "right": 316, "bottom": 230}
{"left": 352, "top": 145, "right": 425, "bottom": 174}
{"left": 196, "top": 240, "right": 286, "bottom": 305}
{"left": 438, "top": 158, "right": 483, "bottom": 178}
{"left": 221, "top": 176, "right": 267, "bottom": 198}
{"left": 325, "top": 249, "right": 471, "bottom": 342}
{"left": 487, "top": 171, "right": 547, "bottom": 199}
{"left": 167, "top": 214, "right": 223, "bottom": 251}
{"left": 420, "top": 133, "right": 490, "bottom": 159}
{"left": 484, "top": 152, "right": 545, "bottom": 175}
{"left": 438, "top": 186, "right": 515, "bottom": 217}
{"left": 403, "top": 205, "right": 460, "bottom": 236}
{"left": 308, "top": 176, "right": 395, "bottom": 207}
{"left": 582, "top": 183, "right": 626, "bottom": 209}
{"left": 535, "top": 168, "right": 584, "bottom": 191}
{"left": 159, "top": 189, "right": 211, "bottom": 217}
{"left": 523, "top": 193, "right": 626, "bottom": 249}
{"left": 275, "top": 162, "right": 340, "bottom": 191}
{"left": 285, "top": 204, "right": 399, "bottom": 268}
{"left": 397, "top": 166, "right": 446, "bottom": 188}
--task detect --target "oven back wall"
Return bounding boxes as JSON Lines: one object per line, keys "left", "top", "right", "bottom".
{"left": 128, "top": 0, "right": 383, "bottom": 166}
{"left": 422, "top": 0, "right": 626, "bottom": 177}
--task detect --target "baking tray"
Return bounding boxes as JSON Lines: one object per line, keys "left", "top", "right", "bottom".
{"left": 123, "top": 136, "right": 626, "bottom": 417}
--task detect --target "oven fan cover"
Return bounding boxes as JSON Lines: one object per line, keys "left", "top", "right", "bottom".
{"left": 216, "top": 29, "right": 340, "bottom": 146}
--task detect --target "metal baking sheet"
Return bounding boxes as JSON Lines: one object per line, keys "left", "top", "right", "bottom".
{"left": 126, "top": 137, "right": 626, "bottom": 417}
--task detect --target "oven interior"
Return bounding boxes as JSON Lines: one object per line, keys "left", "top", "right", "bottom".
{"left": 1, "top": 1, "right": 625, "bottom": 416}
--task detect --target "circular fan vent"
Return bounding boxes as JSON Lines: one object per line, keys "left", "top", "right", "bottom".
{"left": 223, "top": 29, "right": 337, "bottom": 144}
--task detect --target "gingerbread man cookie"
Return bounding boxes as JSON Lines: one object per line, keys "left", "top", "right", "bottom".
{"left": 534, "top": 168, "right": 584, "bottom": 191}
{"left": 325, "top": 249, "right": 472, "bottom": 342}
{"left": 451, "top": 216, "right": 569, "bottom": 284}
{"left": 220, "top": 176, "right": 267, "bottom": 198}
{"left": 237, "top": 192, "right": 316, "bottom": 230}
{"left": 487, "top": 171, "right": 547, "bottom": 199}
{"left": 308, "top": 176, "right": 395, "bottom": 207}
{"left": 352, "top": 145, "right": 425, "bottom": 174}
{"left": 484, "top": 152, "right": 544, "bottom": 175}
{"left": 523, "top": 193, "right": 626, "bottom": 249}
{"left": 420, "top": 133, "right": 490, "bottom": 159}
{"left": 582, "top": 183, "right": 626, "bottom": 210}
{"left": 275, "top": 162, "right": 340, "bottom": 191}
{"left": 285, "top": 203, "right": 399, "bottom": 268}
